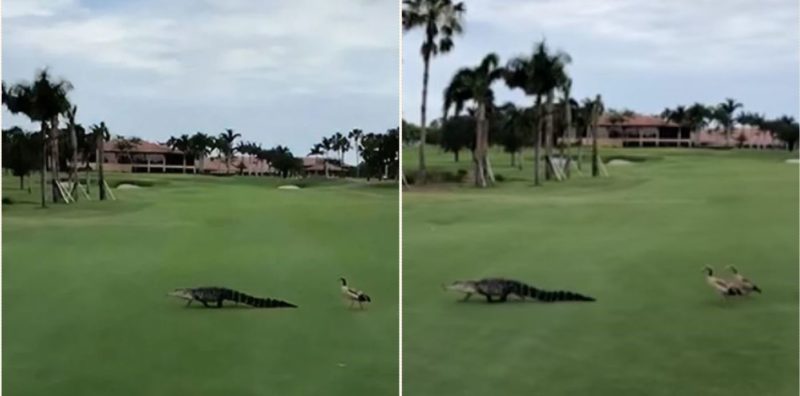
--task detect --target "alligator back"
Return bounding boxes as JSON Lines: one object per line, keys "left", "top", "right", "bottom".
{"left": 476, "top": 278, "right": 595, "bottom": 302}
{"left": 192, "top": 287, "right": 297, "bottom": 308}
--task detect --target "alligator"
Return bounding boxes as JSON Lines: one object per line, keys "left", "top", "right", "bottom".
{"left": 168, "top": 287, "right": 297, "bottom": 308}
{"left": 444, "top": 278, "right": 595, "bottom": 303}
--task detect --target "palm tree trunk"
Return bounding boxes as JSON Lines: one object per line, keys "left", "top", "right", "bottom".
{"left": 98, "top": 134, "right": 106, "bottom": 201}
{"left": 418, "top": 51, "right": 431, "bottom": 181}
{"left": 533, "top": 96, "right": 542, "bottom": 186}
{"left": 576, "top": 128, "right": 584, "bottom": 171}
{"left": 50, "top": 115, "right": 62, "bottom": 203}
{"left": 473, "top": 104, "right": 487, "bottom": 188}
{"left": 69, "top": 120, "right": 79, "bottom": 200}
{"left": 355, "top": 147, "right": 361, "bottom": 178}
{"left": 482, "top": 114, "right": 495, "bottom": 184}
{"left": 40, "top": 122, "right": 48, "bottom": 208}
{"left": 85, "top": 165, "right": 91, "bottom": 193}
{"left": 564, "top": 97, "right": 573, "bottom": 179}
{"left": 544, "top": 91, "right": 554, "bottom": 181}
{"left": 592, "top": 111, "right": 599, "bottom": 178}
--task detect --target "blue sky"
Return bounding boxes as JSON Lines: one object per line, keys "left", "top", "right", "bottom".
{"left": 2, "top": 0, "right": 399, "bottom": 163}
{"left": 403, "top": 0, "right": 799, "bottom": 124}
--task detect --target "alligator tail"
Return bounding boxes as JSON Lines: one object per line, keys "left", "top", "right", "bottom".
{"left": 226, "top": 289, "right": 298, "bottom": 308}
{"left": 533, "top": 288, "right": 595, "bottom": 302}
{"left": 513, "top": 282, "right": 595, "bottom": 302}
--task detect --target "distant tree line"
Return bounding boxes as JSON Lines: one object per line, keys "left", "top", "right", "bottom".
{"left": 2, "top": 68, "right": 401, "bottom": 208}
{"left": 403, "top": 0, "right": 799, "bottom": 188}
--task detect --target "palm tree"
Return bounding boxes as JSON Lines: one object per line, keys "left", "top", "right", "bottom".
{"left": 2, "top": 70, "right": 73, "bottom": 207}
{"left": 661, "top": 106, "right": 690, "bottom": 142}
{"left": 606, "top": 108, "right": 634, "bottom": 146}
{"left": 403, "top": 0, "right": 466, "bottom": 181}
{"left": 217, "top": 128, "right": 241, "bottom": 174}
{"left": 64, "top": 105, "right": 80, "bottom": 199}
{"left": 167, "top": 134, "right": 192, "bottom": 173}
{"left": 321, "top": 136, "right": 334, "bottom": 177}
{"left": 90, "top": 122, "right": 110, "bottom": 200}
{"left": 573, "top": 98, "right": 593, "bottom": 171}
{"left": 443, "top": 53, "right": 503, "bottom": 187}
{"left": 714, "top": 98, "right": 743, "bottom": 147}
{"left": 115, "top": 136, "right": 141, "bottom": 166}
{"left": 683, "top": 103, "right": 712, "bottom": 144}
{"left": 589, "top": 95, "right": 604, "bottom": 177}
{"left": 189, "top": 132, "right": 213, "bottom": 174}
{"left": 331, "top": 132, "right": 349, "bottom": 165}
{"left": 560, "top": 78, "right": 574, "bottom": 177}
{"left": 349, "top": 128, "right": 364, "bottom": 177}
{"left": 505, "top": 41, "right": 571, "bottom": 185}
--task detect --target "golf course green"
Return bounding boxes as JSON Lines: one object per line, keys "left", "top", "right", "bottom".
{"left": 2, "top": 175, "right": 398, "bottom": 395}
{"left": 403, "top": 146, "right": 798, "bottom": 395}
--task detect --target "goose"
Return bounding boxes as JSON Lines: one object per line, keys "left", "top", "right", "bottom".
{"left": 340, "top": 277, "right": 371, "bottom": 309}
{"left": 704, "top": 266, "right": 743, "bottom": 299}
{"left": 725, "top": 265, "right": 762, "bottom": 295}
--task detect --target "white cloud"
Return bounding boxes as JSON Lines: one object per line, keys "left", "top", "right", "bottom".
{"left": 2, "top": 0, "right": 76, "bottom": 18}
{"left": 3, "top": 0, "right": 398, "bottom": 96}
{"left": 467, "top": 0, "right": 798, "bottom": 71}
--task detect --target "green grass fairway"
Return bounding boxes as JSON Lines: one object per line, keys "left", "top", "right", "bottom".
{"left": 403, "top": 146, "right": 798, "bottom": 395}
{"left": 3, "top": 175, "right": 398, "bottom": 395}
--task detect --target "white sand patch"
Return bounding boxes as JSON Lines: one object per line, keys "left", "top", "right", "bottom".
{"left": 278, "top": 185, "right": 301, "bottom": 190}
{"left": 116, "top": 183, "right": 142, "bottom": 189}
{"left": 607, "top": 159, "right": 634, "bottom": 166}
{"left": 785, "top": 158, "right": 799, "bottom": 164}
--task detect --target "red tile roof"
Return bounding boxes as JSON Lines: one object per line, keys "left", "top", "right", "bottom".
{"left": 598, "top": 114, "right": 677, "bottom": 127}
{"left": 106, "top": 139, "right": 180, "bottom": 154}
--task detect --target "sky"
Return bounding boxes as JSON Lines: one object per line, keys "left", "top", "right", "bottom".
{"left": 403, "top": 0, "right": 800, "bottom": 124}
{"left": 2, "top": 0, "right": 399, "bottom": 163}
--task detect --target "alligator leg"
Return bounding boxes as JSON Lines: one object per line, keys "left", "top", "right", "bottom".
{"left": 461, "top": 293, "right": 472, "bottom": 302}
{"left": 185, "top": 299, "right": 193, "bottom": 307}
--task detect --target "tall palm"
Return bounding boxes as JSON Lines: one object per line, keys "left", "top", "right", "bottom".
{"left": 2, "top": 70, "right": 73, "bottom": 207}
{"left": 661, "top": 106, "right": 692, "bottom": 143}
{"left": 167, "top": 134, "right": 191, "bottom": 174}
{"left": 714, "top": 98, "right": 743, "bottom": 147}
{"left": 64, "top": 105, "right": 80, "bottom": 199}
{"left": 505, "top": 40, "right": 571, "bottom": 185}
{"left": 443, "top": 53, "right": 503, "bottom": 187}
{"left": 573, "top": 98, "right": 593, "bottom": 170}
{"left": 684, "top": 103, "right": 712, "bottom": 144}
{"left": 403, "top": 0, "right": 466, "bottom": 181}
{"left": 332, "top": 132, "right": 349, "bottom": 165}
{"left": 218, "top": 128, "right": 241, "bottom": 174}
{"left": 188, "top": 132, "right": 212, "bottom": 174}
{"left": 321, "top": 136, "right": 334, "bottom": 178}
{"left": 560, "top": 78, "right": 574, "bottom": 177}
{"left": 589, "top": 95, "right": 604, "bottom": 177}
{"left": 90, "top": 122, "right": 110, "bottom": 200}
{"left": 348, "top": 128, "right": 364, "bottom": 177}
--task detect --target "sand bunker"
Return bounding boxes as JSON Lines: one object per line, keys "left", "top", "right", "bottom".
{"left": 785, "top": 158, "right": 799, "bottom": 164}
{"left": 278, "top": 185, "right": 301, "bottom": 190}
{"left": 607, "top": 159, "right": 634, "bottom": 166}
{"left": 116, "top": 183, "right": 142, "bottom": 189}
